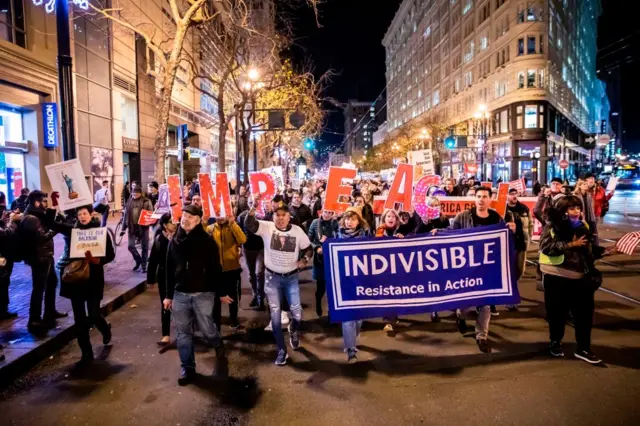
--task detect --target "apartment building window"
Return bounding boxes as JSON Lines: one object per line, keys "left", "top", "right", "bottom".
{"left": 496, "top": 47, "right": 509, "bottom": 67}
{"left": 517, "top": 72, "right": 525, "bottom": 89}
{"left": 464, "top": 19, "right": 474, "bottom": 38}
{"left": 518, "top": 39, "right": 524, "bottom": 56}
{"left": 452, "top": 31, "right": 461, "bottom": 47}
{"left": 454, "top": 78, "right": 461, "bottom": 93}
{"left": 464, "top": 71, "right": 473, "bottom": 87}
{"left": 496, "top": 14, "right": 509, "bottom": 38}
{"left": 500, "top": 110, "right": 509, "bottom": 133}
{"left": 480, "top": 33, "right": 488, "bottom": 50}
{"left": 479, "top": 2, "right": 490, "bottom": 23}
{"left": 453, "top": 53, "right": 462, "bottom": 69}
{"left": 433, "top": 90, "right": 440, "bottom": 106}
{"left": 539, "top": 35, "right": 544, "bottom": 54}
{"left": 424, "top": 25, "right": 431, "bottom": 38}
{"left": 527, "top": 36, "right": 536, "bottom": 54}
{"left": 462, "top": 0, "right": 473, "bottom": 15}
{"left": 480, "top": 57, "right": 491, "bottom": 77}
{"left": 495, "top": 0, "right": 505, "bottom": 9}
{"left": 463, "top": 40, "right": 474, "bottom": 63}
{"left": 0, "top": 0, "right": 26, "bottom": 48}
{"left": 538, "top": 69, "right": 545, "bottom": 88}
{"left": 527, "top": 69, "right": 536, "bottom": 88}
{"left": 527, "top": 4, "right": 536, "bottom": 21}
{"left": 495, "top": 79, "right": 507, "bottom": 98}
{"left": 517, "top": 4, "right": 525, "bottom": 23}
{"left": 524, "top": 105, "right": 537, "bottom": 128}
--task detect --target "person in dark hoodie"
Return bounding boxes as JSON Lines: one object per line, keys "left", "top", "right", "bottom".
{"left": 10, "top": 188, "right": 30, "bottom": 213}
{"left": 146, "top": 213, "right": 177, "bottom": 346}
{"left": 163, "top": 204, "right": 230, "bottom": 386}
{"left": 121, "top": 186, "right": 153, "bottom": 272}
{"left": 0, "top": 209, "right": 22, "bottom": 320}
{"left": 237, "top": 208, "right": 266, "bottom": 311}
{"left": 308, "top": 209, "right": 339, "bottom": 317}
{"left": 20, "top": 190, "right": 68, "bottom": 331}
{"left": 57, "top": 205, "right": 115, "bottom": 365}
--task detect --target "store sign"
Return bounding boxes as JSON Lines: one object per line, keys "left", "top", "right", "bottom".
{"left": 33, "top": 0, "right": 88, "bottom": 14}
{"left": 122, "top": 137, "right": 139, "bottom": 153}
{"left": 42, "top": 103, "right": 58, "bottom": 149}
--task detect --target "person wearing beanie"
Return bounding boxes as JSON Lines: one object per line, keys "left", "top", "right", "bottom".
{"left": 121, "top": 186, "right": 153, "bottom": 272}
{"left": 20, "top": 190, "right": 68, "bottom": 331}
{"left": 57, "top": 204, "right": 115, "bottom": 365}
{"left": 163, "top": 204, "right": 229, "bottom": 385}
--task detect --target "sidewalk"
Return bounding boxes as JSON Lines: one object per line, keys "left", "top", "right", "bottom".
{"left": 0, "top": 215, "right": 148, "bottom": 383}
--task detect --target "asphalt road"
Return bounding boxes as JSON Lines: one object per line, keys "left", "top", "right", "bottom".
{"left": 1, "top": 262, "right": 639, "bottom": 426}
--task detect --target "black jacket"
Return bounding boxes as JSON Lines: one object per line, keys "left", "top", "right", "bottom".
{"left": 20, "top": 205, "right": 57, "bottom": 264}
{"left": 289, "top": 204, "right": 313, "bottom": 230}
{"left": 147, "top": 192, "right": 159, "bottom": 209}
{"left": 166, "top": 225, "right": 225, "bottom": 299}
{"left": 413, "top": 215, "right": 450, "bottom": 234}
{"left": 147, "top": 231, "right": 171, "bottom": 289}
{"left": 123, "top": 196, "right": 153, "bottom": 233}
{"left": 237, "top": 209, "right": 264, "bottom": 250}
{"left": 308, "top": 217, "right": 339, "bottom": 281}
{"left": 59, "top": 218, "right": 116, "bottom": 301}
{"left": 10, "top": 195, "right": 29, "bottom": 213}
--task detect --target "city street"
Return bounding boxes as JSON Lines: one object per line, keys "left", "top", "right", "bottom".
{"left": 1, "top": 234, "right": 639, "bottom": 426}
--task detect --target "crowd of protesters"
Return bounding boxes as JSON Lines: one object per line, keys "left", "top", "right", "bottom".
{"left": 0, "top": 170, "right": 621, "bottom": 374}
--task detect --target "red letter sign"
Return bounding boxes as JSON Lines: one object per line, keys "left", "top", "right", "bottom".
{"left": 249, "top": 172, "right": 276, "bottom": 217}
{"left": 324, "top": 167, "right": 357, "bottom": 213}
{"left": 384, "top": 163, "right": 414, "bottom": 211}
{"left": 167, "top": 175, "right": 183, "bottom": 223}
{"left": 199, "top": 173, "right": 232, "bottom": 218}
{"left": 413, "top": 174, "right": 442, "bottom": 218}
{"left": 491, "top": 183, "right": 510, "bottom": 218}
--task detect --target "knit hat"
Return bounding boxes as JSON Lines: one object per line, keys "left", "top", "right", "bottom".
{"left": 132, "top": 186, "right": 143, "bottom": 194}
{"left": 344, "top": 205, "right": 364, "bottom": 222}
{"left": 182, "top": 204, "right": 203, "bottom": 217}
{"left": 27, "top": 190, "right": 47, "bottom": 204}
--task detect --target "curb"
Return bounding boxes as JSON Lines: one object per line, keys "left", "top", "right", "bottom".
{"left": 0, "top": 280, "right": 148, "bottom": 387}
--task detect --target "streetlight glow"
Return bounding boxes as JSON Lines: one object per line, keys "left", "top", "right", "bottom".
{"left": 478, "top": 104, "right": 487, "bottom": 112}
{"left": 243, "top": 82, "right": 253, "bottom": 91}
{"left": 248, "top": 68, "right": 260, "bottom": 81}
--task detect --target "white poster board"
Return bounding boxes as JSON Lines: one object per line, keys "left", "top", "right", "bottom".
{"left": 70, "top": 228, "right": 108, "bottom": 258}
{"left": 606, "top": 177, "right": 619, "bottom": 192}
{"left": 263, "top": 166, "right": 285, "bottom": 192}
{"left": 408, "top": 149, "right": 435, "bottom": 177}
{"left": 291, "top": 178, "right": 301, "bottom": 190}
{"left": 45, "top": 159, "right": 93, "bottom": 211}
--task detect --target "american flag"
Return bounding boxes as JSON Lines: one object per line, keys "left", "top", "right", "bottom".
{"left": 616, "top": 232, "right": 640, "bottom": 255}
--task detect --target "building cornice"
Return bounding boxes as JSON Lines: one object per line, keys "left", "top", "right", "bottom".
{"left": 382, "top": 0, "right": 413, "bottom": 47}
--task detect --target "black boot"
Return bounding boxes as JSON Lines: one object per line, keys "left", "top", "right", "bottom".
{"left": 132, "top": 261, "right": 141, "bottom": 272}
{"left": 315, "top": 296, "right": 323, "bottom": 317}
{"left": 253, "top": 297, "right": 265, "bottom": 311}
{"left": 102, "top": 323, "right": 112, "bottom": 345}
{"left": 178, "top": 368, "right": 196, "bottom": 386}
{"left": 249, "top": 296, "right": 258, "bottom": 308}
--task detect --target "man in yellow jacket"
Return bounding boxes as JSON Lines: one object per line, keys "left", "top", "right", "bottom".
{"left": 207, "top": 216, "right": 247, "bottom": 329}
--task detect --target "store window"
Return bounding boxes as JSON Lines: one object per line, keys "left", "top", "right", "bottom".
{"left": 0, "top": 0, "right": 26, "bottom": 48}
{"left": 0, "top": 106, "right": 26, "bottom": 205}
{"left": 0, "top": 107, "right": 23, "bottom": 144}
{"left": 527, "top": 69, "right": 536, "bottom": 88}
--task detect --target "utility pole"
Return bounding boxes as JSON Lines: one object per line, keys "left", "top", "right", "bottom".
{"left": 56, "top": 0, "right": 77, "bottom": 161}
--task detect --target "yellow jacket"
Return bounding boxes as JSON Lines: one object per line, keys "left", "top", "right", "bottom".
{"left": 206, "top": 221, "right": 247, "bottom": 271}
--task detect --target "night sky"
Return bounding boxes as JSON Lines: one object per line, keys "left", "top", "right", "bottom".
{"left": 286, "top": 0, "right": 639, "bottom": 154}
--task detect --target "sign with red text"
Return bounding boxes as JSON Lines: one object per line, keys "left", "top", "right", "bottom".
{"left": 137, "top": 209, "right": 158, "bottom": 226}
{"left": 384, "top": 163, "right": 414, "bottom": 211}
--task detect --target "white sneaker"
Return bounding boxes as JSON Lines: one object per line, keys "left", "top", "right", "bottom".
{"left": 281, "top": 311, "right": 290, "bottom": 327}
{"left": 264, "top": 322, "right": 273, "bottom": 332}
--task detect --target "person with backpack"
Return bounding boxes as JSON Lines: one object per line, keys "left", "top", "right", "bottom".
{"left": 57, "top": 205, "right": 115, "bottom": 365}
{"left": 20, "top": 191, "right": 68, "bottom": 331}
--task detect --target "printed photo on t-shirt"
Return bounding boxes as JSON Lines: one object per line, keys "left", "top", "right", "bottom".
{"left": 270, "top": 233, "right": 297, "bottom": 253}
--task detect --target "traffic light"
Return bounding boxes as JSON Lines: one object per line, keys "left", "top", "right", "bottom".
{"left": 444, "top": 136, "right": 456, "bottom": 149}
{"left": 177, "top": 124, "right": 190, "bottom": 161}
{"left": 303, "top": 138, "right": 314, "bottom": 150}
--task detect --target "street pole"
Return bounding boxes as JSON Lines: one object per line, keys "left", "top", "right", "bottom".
{"left": 252, "top": 98, "right": 257, "bottom": 171}
{"left": 56, "top": 0, "right": 76, "bottom": 161}
{"left": 235, "top": 114, "right": 241, "bottom": 185}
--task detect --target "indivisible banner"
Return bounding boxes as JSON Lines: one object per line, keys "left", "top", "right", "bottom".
{"left": 324, "top": 225, "right": 519, "bottom": 322}
{"left": 167, "top": 175, "right": 183, "bottom": 223}
{"left": 45, "top": 159, "right": 93, "bottom": 211}
{"left": 137, "top": 209, "right": 157, "bottom": 226}
{"left": 70, "top": 227, "right": 108, "bottom": 258}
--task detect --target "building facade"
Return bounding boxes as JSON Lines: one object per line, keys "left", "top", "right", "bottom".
{"left": 343, "top": 99, "right": 388, "bottom": 161}
{"left": 383, "top": 0, "right": 610, "bottom": 184}
{"left": 1, "top": 0, "right": 240, "bottom": 210}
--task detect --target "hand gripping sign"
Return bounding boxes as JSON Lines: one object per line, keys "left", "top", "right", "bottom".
{"left": 323, "top": 167, "right": 357, "bottom": 214}
{"left": 198, "top": 173, "right": 232, "bottom": 218}
{"left": 384, "top": 163, "right": 414, "bottom": 211}
{"left": 413, "top": 175, "right": 442, "bottom": 219}
{"left": 249, "top": 172, "right": 276, "bottom": 217}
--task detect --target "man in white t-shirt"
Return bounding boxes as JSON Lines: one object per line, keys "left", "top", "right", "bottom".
{"left": 246, "top": 201, "right": 312, "bottom": 366}
{"left": 94, "top": 180, "right": 111, "bottom": 227}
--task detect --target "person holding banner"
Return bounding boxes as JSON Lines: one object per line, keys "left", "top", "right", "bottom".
{"left": 57, "top": 204, "right": 115, "bottom": 365}
{"left": 147, "top": 213, "right": 177, "bottom": 346}
{"left": 539, "top": 195, "right": 611, "bottom": 365}
{"left": 375, "top": 209, "right": 406, "bottom": 335}
{"left": 337, "top": 206, "right": 371, "bottom": 363}
{"left": 308, "top": 210, "right": 339, "bottom": 317}
{"left": 246, "top": 201, "right": 313, "bottom": 366}
{"left": 448, "top": 187, "right": 516, "bottom": 353}
{"left": 122, "top": 187, "right": 154, "bottom": 273}
{"left": 353, "top": 193, "right": 376, "bottom": 231}
{"left": 506, "top": 188, "right": 533, "bottom": 311}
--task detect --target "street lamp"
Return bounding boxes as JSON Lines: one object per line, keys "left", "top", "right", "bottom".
{"left": 419, "top": 128, "right": 430, "bottom": 149}
{"left": 248, "top": 68, "right": 260, "bottom": 82}
{"left": 239, "top": 67, "right": 264, "bottom": 174}
{"left": 530, "top": 151, "right": 541, "bottom": 183}
{"left": 473, "top": 107, "right": 490, "bottom": 181}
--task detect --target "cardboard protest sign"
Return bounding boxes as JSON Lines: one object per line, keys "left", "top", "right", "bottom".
{"left": 249, "top": 172, "right": 276, "bottom": 217}
{"left": 152, "top": 184, "right": 170, "bottom": 218}
{"left": 45, "top": 159, "right": 92, "bottom": 211}
{"left": 263, "top": 166, "right": 285, "bottom": 192}
{"left": 384, "top": 163, "right": 414, "bottom": 211}
{"left": 606, "top": 177, "right": 619, "bottom": 192}
{"left": 167, "top": 175, "right": 183, "bottom": 223}
{"left": 198, "top": 173, "right": 232, "bottom": 218}
{"left": 372, "top": 196, "right": 386, "bottom": 215}
{"left": 324, "top": 167, "right": 357, "bottom": 214}
{"left": 437, "top": 197, "right": 476, "bottom": 217}
{"left": 481, "top": 182, "right": 492, "bottom": 189}
{"left": 70, "top": 227, "right": 108, "bottom": 258}
{"left": 509, "top": 178, "right": 526, "bottom": 194}
{"left": 291, "top": 178, "right": 301, "bottom": 190}
{"left": 137, "top": 209, "right": 157, "bottom": 226}
{"left": 407, "top": 149, "right": 435, "bottom": 180}
{"left": 493, "top": 183, "right": 510, "bottom": 218}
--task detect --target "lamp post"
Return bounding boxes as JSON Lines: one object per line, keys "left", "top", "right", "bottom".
{"left": 530, "top": 151, "right": 540, "bottom": 183}
{"left": 419, "top": 128, "right": 430, "bottom": 150}
{"left": 33, "top": 0, "right": 89, "bottom": 160}
{"left": 239, "top": 68, "right": 262, "bottom": 176}
{"left": 473, "top": 104, "right": 489, "bottom": 181}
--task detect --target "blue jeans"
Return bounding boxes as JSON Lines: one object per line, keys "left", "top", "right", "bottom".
{"left": 342, "top": 320, "right": 362, "bottom": 351}
{"left": 264, "top": 271, "right": 302, "bottom": 352}
{"left": 172, "top": 291, "right": 222, "bottom": 371}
